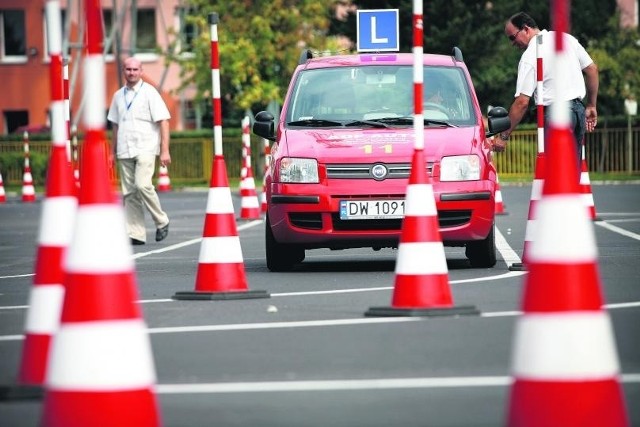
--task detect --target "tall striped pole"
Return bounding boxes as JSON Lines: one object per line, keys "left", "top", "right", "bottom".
{"left": 366, "top": 0, "right": 477, "bottom": 317}
{"left": 21, "top": 131, "right": 36, "bottom": 202}
{"left": 40, "top": 0, "right": 161, "bottom": 424}
{"left": 16, "top": 0, "right": 77, "bottom": 388}
{"left": 173, "top": 12, "right": 268, "bottom": 300}
{"left": 506, "top": 1, "right": 629, "bottom": 424}
{"left": 63, "top": 59, "right": 71, "bottom": 162}
{"left": 509, "top": 34, "right": 546, "bottom": 271}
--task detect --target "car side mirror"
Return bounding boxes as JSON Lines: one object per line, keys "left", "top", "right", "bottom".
{"left": 486, "top": 106, "right": 510, "bottom": 138}
{"left": 253, "top": 111, "right": 276, "bottom": 141}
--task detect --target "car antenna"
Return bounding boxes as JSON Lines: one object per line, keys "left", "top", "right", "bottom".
{"left": 452, "top": 47, "right": 464, "bottom": 62}
{"left": 298, "top": 49, "right": 314, "bottom": 65}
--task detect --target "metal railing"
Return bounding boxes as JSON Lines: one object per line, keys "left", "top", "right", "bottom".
{"left": 1, "top": 127, "right": 638, "bottom": 186}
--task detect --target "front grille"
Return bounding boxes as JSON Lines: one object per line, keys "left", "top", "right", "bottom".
{"left": 326, "top": 162, "right": 434, "bottom": 180}
{"left": 331, "top": 209, "right": 471, "bottom": 231}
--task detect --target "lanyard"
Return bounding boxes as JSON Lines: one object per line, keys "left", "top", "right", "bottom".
{"left": 123, "top": 82, "right": 143, "bottom": 111}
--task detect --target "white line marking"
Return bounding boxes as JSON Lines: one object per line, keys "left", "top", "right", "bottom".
{"left": 495, "top": 227, "right": 522, "bottom": 266}
{"left": 595, "top": 221, "right": 640, "bottom": 241}
{"left": 156, "top": 373, "right": 640, "bottom": 394}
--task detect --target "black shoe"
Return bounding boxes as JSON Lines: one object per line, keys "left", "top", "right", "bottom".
{"left": 156, "top": 223, "right": 169, "bottom": 242}
{"left": 130, "top": 238, "right": 145, "bottom": 245}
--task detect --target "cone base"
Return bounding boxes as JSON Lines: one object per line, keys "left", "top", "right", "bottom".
{"left": 364, "top": 305, "right": 479, "bottom": 317}
{"left": 172, "top": 290, "right": 270, "bottom": 301}
{"left": 0, "top": 384, "right": 44, "bottom": 401}
{"left": 509, "top": 263, "right": 526, "bottom": 271}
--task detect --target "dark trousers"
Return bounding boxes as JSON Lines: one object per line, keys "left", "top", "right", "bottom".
{"left": 544, "top": 99, "right": 586, "bottom": 179}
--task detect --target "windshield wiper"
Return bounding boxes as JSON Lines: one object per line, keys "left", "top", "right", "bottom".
{"left": 368, "top": 116, "right": 457, "bottom": 128}
{"left": 287, "top": 118, "right": 343, "bottom": 127}
{"left": 344, "top": 120, "right": 390, "bottom": 128}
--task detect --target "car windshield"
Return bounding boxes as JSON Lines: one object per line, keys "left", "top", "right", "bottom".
{"left": 286, "top": 64, "right": 477, "bottom": 127}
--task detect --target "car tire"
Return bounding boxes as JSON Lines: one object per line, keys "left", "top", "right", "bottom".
{"left": 465, "top": 223, "right": 497, "bottom": 268}
{"left": 265, "top": 215, "right": 305, "bottom": 272}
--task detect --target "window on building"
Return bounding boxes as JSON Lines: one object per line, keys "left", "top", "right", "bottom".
{"left": 4, "top": 110, "right": 29, "bottom": 134}
{"left": 177, "top": 8, "right": 197, "bottom": 57}
{"left": 135, "top": 8, "right": 157, "bottom": 53}
{"left": 0, "top": 9, "right": 26, "bottom": 62}
{"left": 103, "top": 9, "right": 116, "bottom": 57}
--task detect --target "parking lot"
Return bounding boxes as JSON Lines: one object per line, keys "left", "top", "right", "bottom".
{"left": 1, "top": 183, "right": 639, "bottom": 426}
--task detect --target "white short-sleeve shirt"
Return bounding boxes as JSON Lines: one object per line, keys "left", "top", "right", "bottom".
{"left": 514, "top": 30, "right": 594, "bottom": 106}
{"left": 107, "top": 80, "right": 171, "bottom": 159}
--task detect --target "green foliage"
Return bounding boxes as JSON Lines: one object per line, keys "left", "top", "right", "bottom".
{"left": 171, "top": 0, "right": 639, "bottom": 123}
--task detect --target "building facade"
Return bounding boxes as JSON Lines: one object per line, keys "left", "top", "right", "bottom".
{"left": 0, "top": 0, "right": 195, "bottom": 135}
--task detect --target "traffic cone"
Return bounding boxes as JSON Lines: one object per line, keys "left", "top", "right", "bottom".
{"left": 239, "top": 165, "right": 260, "bottom": 219}
{"left": 0, "top": 171, "right": 6, "bottom": 203}
{"left": 509, "top": 152, "right": 545, "bottom": 271}
{"left": 580, "top": 140, "right": 599, "bottom": 221}
{"left": 40, "top": 131, "right": 161, "bottom": 427}
{"left": 18, "top": 102, "right": 78, "bottom": 387}
{"left": 157, "top": 164, "right": 172, "bottom": 192}
{"left": 22, "top": 131, "right": 36, "bottom": 203}
{"left": 365, "top": 149, "right": 479, "bottom": 317}
{"left": 494, "top": 174, "right": 508, "bottom": 215}
{"left": 172, "top": 155, "right": 269, "bottom": 300}
{"left": 505, "top": 125, "right": 628, "bottom": 427}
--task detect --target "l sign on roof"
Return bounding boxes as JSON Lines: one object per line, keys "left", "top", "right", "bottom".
{"left": 356, "top": 9, "right": 399, "bottom": 52}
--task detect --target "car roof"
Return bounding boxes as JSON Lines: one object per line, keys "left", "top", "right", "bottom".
{"left": 299, "top": 52, "right": 461, "bottom": 70}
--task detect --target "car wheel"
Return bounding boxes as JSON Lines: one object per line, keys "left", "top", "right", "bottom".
{"left": 465, "top": 223, "right": 497, "bottom": 268}
{"left": 265, "top": 215, "right": 305, "bottom": 272}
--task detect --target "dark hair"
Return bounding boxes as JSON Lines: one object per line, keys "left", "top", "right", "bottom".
{"left": 509, "top": 12, "right": 539, "bottom": 30}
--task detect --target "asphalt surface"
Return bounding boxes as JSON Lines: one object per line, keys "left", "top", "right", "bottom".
{"left": 0, "top": 183, "right": 639, "bottom": 426}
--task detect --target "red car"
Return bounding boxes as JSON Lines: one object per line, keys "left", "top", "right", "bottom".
{"left": 254, "top": 49, "right": 510, "bottom": 271}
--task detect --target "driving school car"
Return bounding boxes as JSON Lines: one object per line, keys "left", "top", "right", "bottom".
{"left": 253, "top": 49, "right": 510, "bottom": 271}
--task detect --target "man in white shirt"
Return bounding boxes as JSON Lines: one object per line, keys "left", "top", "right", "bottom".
{"left": 107, "top": 57, "right": 171, "bottom": 245}
{"left": 494, "top": 12, "right": 599, "bottom": 170}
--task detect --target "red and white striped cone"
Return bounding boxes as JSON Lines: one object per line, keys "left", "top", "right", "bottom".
{"left": 580, "top": 140, "right": 599, "bottom": 221}
{"left": 506, "top": 127, "right": 628, "bottom": 427}
{"left": 507, "top": 8, "right": 628, "bottom": 423}
{"left": 240, "top": 166, "right": 260, "bottom": 219}
{"left": 172, "top": 14, "right": 266, "bottom": 300}
{"left": 18, "top": 0, "right": 78, "bottom": 388}
{"left": 173, "top": 155, "right": 269, "bottom": 300}
{"left": 156, "top": 164, "right": 172, "bottom": 192}
{"left": 509, "top": 153, "right": 545, "bottom": 272}
{"left": 22, "top": 132, "right": 36, "bottom": 203}
{"left": 0, "top": 171, "right": 6, "bottom": 203}
{"left": 494, "top": 173, "right": 508, "bottom": 215}
{"left": 365, "top": 150, "right": 479, "bottom": 317}
{"left": 239, "top": 117, "right": 260, "bottom": 219}
{"left": 41, "top": 1, "right": 160, "bottom": 424}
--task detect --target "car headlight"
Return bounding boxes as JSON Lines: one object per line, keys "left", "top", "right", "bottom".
{"left": 279, "top": 157, "right": 319, "bottom": 183}
{"left": 440, "top": 155, "right": 480, "bottom": 181}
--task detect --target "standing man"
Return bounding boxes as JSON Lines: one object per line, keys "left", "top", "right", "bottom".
{"left": 108, "top": 57, "right": 171, "bottom": 245}
{"left": 494, "top": 12, "right": 599, "bottom": 168}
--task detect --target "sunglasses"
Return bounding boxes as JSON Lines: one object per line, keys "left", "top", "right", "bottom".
{"left": 508, "top": 28, "right": 523, "bottom": 42}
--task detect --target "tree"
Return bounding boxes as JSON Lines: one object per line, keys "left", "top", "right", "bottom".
{"left": 165, "top": 0, "right": 342, "bottom": 126}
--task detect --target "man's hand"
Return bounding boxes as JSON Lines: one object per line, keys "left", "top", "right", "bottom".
{"left": 585, "top": 106, "right": 597, "bottom": 132}
{"left": 493, "top": 132, "right": 509, "bottom": 152}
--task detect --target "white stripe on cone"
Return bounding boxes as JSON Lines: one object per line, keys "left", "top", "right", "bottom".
{"left": 529, "top": 195, "right": 596, "bottom": 262}
{"left": 39, "top": 197, "right": 77, "bottom": 245}
{"left": 47, "top": 320, "right": 156, "bottom": 389}
{"left": 404, "top": 184, "right": 436, "bottom": 215}
{"left": 512, "top": 312, "right": 620, "bottom": 379}
{"left": 395, "top": 242, "right": 448, "bottom": 275}
{"left": 66, "top": 205, "right": 134, "bottom": 272}
{"left": 24, "top": 286, "right": 65, "bottom": 333}
{"left": 206, "top": 187, "right": 235, "bottom": 213}
{"left": 198, "top": 236, "right": 244, "bottom": 263}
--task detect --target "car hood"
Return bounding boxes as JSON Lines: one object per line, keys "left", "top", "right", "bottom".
{"left": 281, "top": 126, "right": 482, "bottom": 163}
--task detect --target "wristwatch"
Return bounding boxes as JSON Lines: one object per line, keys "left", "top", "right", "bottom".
{"left": 499, "top": 132, "right": 509, "bottom": 141}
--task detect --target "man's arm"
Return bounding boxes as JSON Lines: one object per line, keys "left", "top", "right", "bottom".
{"left": 493, "top": 93, "right": 530, "bottom": 152}
{"left": 158, "top": 119, "right": 171, "bottom": 167}
{"left": 583, "top": 63, "right": 599, "bottom": 132}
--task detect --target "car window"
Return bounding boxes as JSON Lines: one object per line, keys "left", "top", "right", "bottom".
{"left": 286, "top": 65, "right": 477, "bottom": 126}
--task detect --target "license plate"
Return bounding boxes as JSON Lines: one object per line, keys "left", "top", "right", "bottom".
{"left": 340, "top": 199, "right": 405, "bottom": 220}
